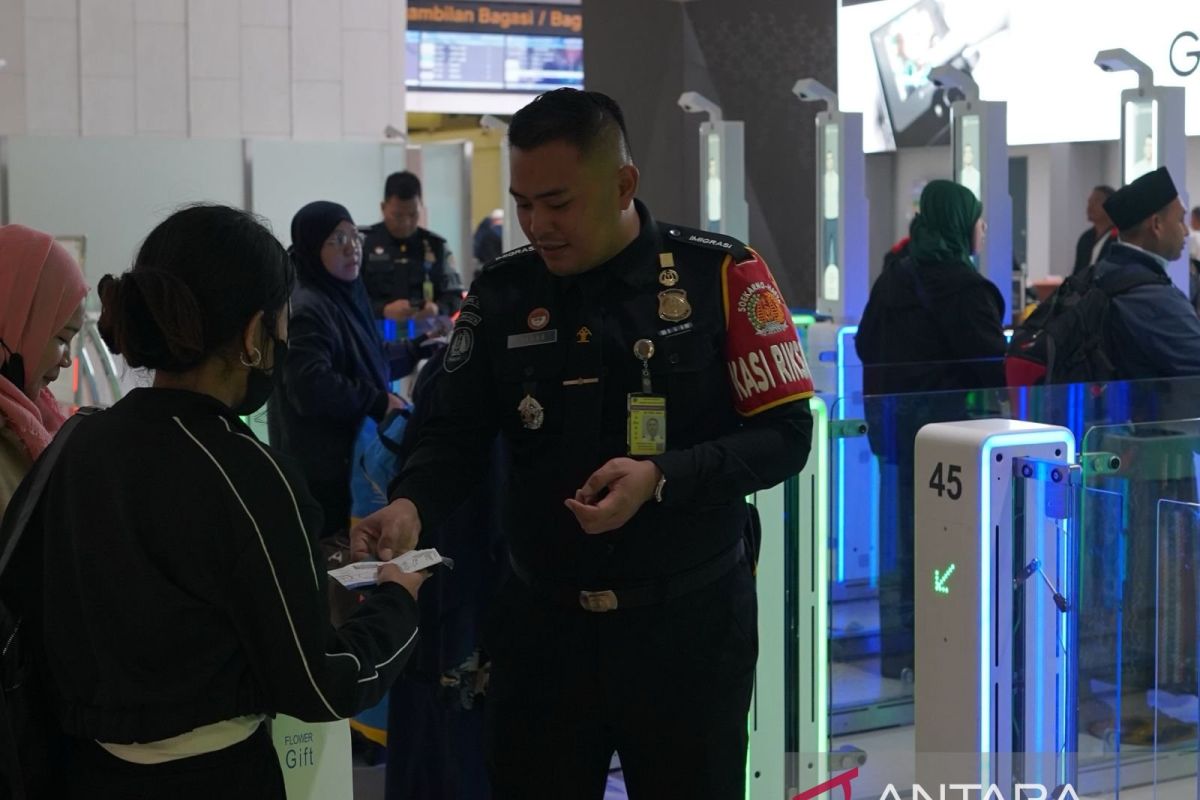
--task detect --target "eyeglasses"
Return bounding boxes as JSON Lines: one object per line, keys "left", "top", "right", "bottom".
{"left": 324, "top": 231, "right": 363, "bottom": 250}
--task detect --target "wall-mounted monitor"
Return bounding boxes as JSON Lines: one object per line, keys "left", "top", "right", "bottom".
{"left": 840, "top": 0, "right": 1200, "bottom": 152}
{"left": 406, "top": 0, "right": 583, "bottom": 94}
{"left": 405, "top": 30, "right": 582, "bottom": 92}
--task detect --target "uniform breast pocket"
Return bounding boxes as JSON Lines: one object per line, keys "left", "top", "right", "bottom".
{"left": 651, "top": 335, "right": 726, "bottom": 436}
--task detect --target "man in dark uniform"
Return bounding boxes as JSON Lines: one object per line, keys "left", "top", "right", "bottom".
{"left": 1072, "top": 185, "right": 1117, "bottom": 275}
{"left": 361, "top": 171, "right": 464, "bottom": 327}
{"left": 352, "top": 89, "right": 814, "bottom": 799}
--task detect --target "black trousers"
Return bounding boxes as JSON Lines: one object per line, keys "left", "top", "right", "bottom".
{"left": 385, "top": 678, "right": 490, "bottom": 800}
{"left": 66, "top": 724, "right": 284, "bottom": 800}
{"left": 483, "top": 562, "right": 757, "bottom": 800}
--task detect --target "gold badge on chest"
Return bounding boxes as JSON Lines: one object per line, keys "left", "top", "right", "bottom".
{"left": 657, "top": 289, "right": 691, "bottom": 322}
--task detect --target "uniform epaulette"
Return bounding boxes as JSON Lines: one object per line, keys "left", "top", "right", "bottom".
{"left": 482, "top": 244, "right": 538, "bottom": 272}
{"left": 421, "top": 228, "right": 447, "bottom": 244}
{"left": 661, "top": 224, "right": 749, "bottom": 262}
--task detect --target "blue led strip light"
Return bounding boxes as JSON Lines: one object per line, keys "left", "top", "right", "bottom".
{"left": 835, "top": 325, "right": 857, "bottom": 583}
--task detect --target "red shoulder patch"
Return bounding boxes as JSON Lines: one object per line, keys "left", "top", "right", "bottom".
{"left": 722, "top": 248, "right": 814, "bottom": 416}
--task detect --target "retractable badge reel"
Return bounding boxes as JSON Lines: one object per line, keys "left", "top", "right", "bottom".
{"left": 628, "top": 339, "right": 666, "bottom": 456}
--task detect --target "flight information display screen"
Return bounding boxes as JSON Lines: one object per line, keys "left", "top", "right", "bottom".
{"left": 406, "top": 30, "right": 583, "bottom": 92}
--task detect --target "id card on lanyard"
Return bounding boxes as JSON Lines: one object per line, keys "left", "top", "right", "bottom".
{"left": 627, "top": 338, "right": 666, "bottom": 455}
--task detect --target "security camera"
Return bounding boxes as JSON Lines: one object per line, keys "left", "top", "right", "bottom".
{"left": 1094, "top": 48, "right": 1154, "bottom": 90}
{"left": 677, "top": 91, "right": 722, "bottom": 122}
{"left": 792, "top": 78, "right": 838, "bottom": 109}
{"left": 383, "top": 124, "right": 406, "bottom": 140}
{"left": 928, "top": 66, "right": 980, "bottom": 102}
{"left": 480, "top": 114, "right": 508, "bottom": 132}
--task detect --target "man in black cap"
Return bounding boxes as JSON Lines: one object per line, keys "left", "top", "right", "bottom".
{"left": 1093, "top": 166, "right": 1200, "bottom": 378}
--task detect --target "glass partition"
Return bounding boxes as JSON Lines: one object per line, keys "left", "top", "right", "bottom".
{"left": 822, "top": 369, "right": 1200, "bottom": 798}
{"left": 1152, "top": 500, "right": 1200, "bottom": 789}
{"left": 1076, "top": 420, "right": 1200, "bottom": 794}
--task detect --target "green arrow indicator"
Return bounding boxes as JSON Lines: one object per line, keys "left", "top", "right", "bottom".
{"left": 934, "top": 563, "right": 957, "bottom": 595}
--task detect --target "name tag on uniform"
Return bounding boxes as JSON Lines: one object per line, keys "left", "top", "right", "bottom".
{"left": 627, "top": 394, "right": 666, "bottom": 456}
{"left": 507, "top": 330, "right": 558, "bottom": 349}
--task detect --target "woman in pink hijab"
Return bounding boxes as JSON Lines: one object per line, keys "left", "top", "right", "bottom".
{"left": 0, "top": 224, "right": 89, "bottom": 517}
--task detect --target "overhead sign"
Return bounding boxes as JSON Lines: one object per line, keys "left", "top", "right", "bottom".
{"left": 408, "top": 1, "right": 583, "bottom": 37}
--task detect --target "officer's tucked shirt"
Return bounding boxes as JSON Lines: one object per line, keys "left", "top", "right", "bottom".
{"left": 391, "top": 200, "right": 814, "bottom": 588}
{"left": 361, "top": 224, "right": 464, "bottom": 318}
{"left": 1094, "top": 242, "right": 1200, "bottom": 379}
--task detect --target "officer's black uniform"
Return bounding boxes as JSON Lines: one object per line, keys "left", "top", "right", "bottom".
{"left": 390, "top": 200, "right": 813, "bottom": 799}
{"left": 360, "top": 224, "right": 464, "bottom": 319}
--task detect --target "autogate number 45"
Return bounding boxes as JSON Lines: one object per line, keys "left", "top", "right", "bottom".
{"left": 929, "top": 462, "right": 963, "bottom": 501}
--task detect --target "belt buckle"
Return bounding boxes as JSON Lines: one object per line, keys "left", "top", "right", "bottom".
{"left": 579, "top": 590, "right": 618, "bottom": 613}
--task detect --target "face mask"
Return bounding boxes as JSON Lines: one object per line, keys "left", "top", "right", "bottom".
{"left": 233, "top": 338, "right": 288, "bottom": 417}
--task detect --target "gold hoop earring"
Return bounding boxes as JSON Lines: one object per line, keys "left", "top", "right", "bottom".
{"left": 240, "top": 348, "right": 263, "bottom": 368}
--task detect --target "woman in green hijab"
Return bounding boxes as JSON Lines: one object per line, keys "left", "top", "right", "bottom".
{"left": 854, "top": 179, "right": 1007, "bottom": 680}
{"left": 908, "top": 179, "right": 986, "bottom": 271}
{"left": 856, "top": 179, "right": 1005, "bottom": 394}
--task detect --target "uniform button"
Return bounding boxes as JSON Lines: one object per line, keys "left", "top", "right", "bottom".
{"left": 668, "top": 353, "right": 680, "bottom": 365}
{"left": 669, "top": 229, "right": 680, "bottom": 236}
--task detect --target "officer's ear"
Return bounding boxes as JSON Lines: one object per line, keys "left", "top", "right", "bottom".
{"left": 616, "top": 163, "right": 639, "bottom": 211}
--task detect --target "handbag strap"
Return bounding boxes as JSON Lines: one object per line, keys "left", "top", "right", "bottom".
{"left": 0, "top": 408, "right": 96, "bottom": 578}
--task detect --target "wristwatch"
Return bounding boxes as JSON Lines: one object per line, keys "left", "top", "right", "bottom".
{"left": 654, "top": 473, "right": 667, "bottom": 503}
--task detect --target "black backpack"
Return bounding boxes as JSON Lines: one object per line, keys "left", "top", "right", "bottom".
{"left": 1005, "top": 265, "right": 1170, "bottom": 385}
{"left": 0, "top": 409, "right": 94, "bottom": 800}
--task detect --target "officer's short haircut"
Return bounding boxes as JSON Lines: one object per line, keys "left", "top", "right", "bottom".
{"left": 384, "top": 171, "right": 422, "bottom": 202}
{"left": 1192, "top": 205, "right": 1200, "bottom": 218}
{"left": 509, "top": 88, "right": 633, "bottom": 165}
{"left": 1094, "top": 185, "right": 1116, "bottom": 198}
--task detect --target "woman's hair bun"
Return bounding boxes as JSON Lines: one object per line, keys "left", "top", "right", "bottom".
{"left": 97, "top": 270, "right": 206, "bottom": 371}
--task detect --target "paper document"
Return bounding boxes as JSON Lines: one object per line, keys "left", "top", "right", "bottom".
{"left": 328, "top": 548, "right": 453, "bottom": 590}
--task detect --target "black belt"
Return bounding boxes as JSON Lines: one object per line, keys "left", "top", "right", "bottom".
{"left": 508, "top": 540, "right": 745, "bottom": 613}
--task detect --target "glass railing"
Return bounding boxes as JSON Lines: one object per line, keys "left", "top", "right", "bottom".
{"left": 809, "top": 365, "right": 1200, "bottom": 798}
{"left": 1074, "top": 419, "right": 1200, "bottom": 796}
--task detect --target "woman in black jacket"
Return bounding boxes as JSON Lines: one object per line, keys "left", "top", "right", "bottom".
{"left": 854, "top": 179, "right": 1007, "bottom": 680}
{"left": 31, "top": 205, "right": 426, "bottom": 798}
{"left": 269, "top": 201, "right": 438, "bottom": 540}
{"left": 856, "top": 179, "right": 1007, "bottom": 395}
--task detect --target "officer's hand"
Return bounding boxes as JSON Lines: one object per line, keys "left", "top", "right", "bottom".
{"left": 383, "top": 299, "right": 413, "bottom": 322}
{"left": 417, "top": 302, "right": 440, "bottom": 319}
{"left": 564, "top": 459, "right": 661, "bottom": 535}
{"left": 376, "top": 562, "right": 429, "bottom": 602}
{"left": 351, "top": 499, "right": 422, "bottom": 562}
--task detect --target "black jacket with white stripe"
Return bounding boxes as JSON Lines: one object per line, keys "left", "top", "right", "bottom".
{"left": 33, "top": 388, "right": 419, "bottom": 744}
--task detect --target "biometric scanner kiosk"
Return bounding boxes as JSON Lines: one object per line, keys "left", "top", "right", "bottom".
{"left": 678, "top": 92, "right": 749, "bottom": 242}
{"left": 748, "top": 397, "right": 831, "bottom": 800}
{"left": 914, "top": 420, "right": 1076, "bottom": 792}
{"left": 1095, "top": 48, "right": 1189, "bottom": 294}
{"left": 793, "top": 78, "right": 874, "bottom": 590}
{"left": 480, "top": 115, "right": 528, "bottom": 253}
{"left": 793, "top": 78, "right": 869, "bottom": 331}
{"left": 930, "top": 66, "right": 1013, "bottom": 325}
